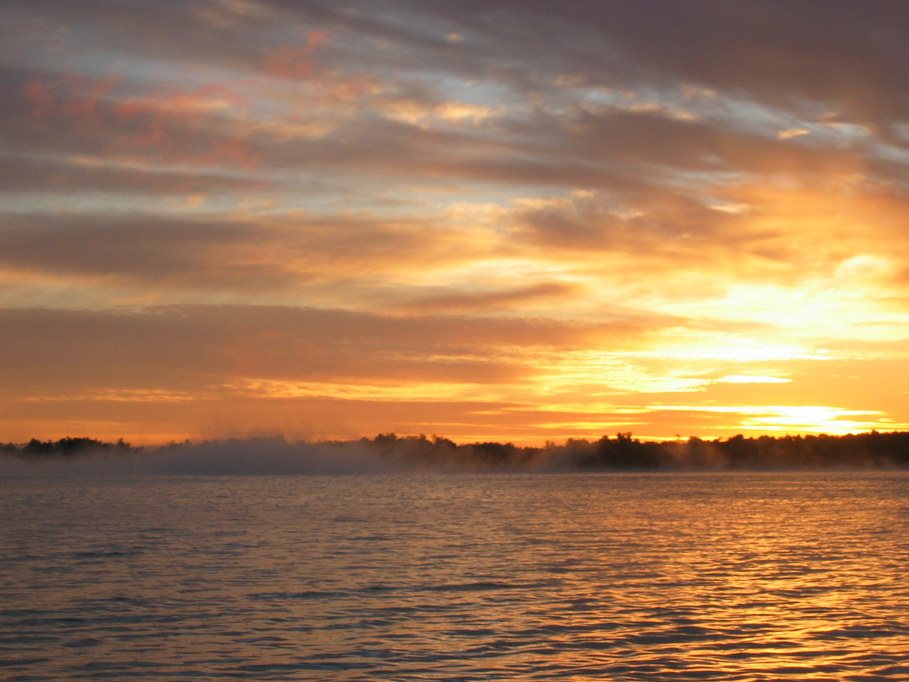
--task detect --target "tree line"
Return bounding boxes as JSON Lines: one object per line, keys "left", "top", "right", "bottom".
{"left": 362, "top": 431, "right": 909, "bottom": 469}
{"left": 4, "top": 431, "right": 909, "bottom": 470}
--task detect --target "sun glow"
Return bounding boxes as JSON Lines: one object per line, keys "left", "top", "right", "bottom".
{"left": 536, "top": 350, "right": 709, "bottom": 393}
{"left": 743, "top": 406, "right": 891, "bottom": 434}
{"left": 652, "top": 404, "right": 895, "bottom": 436}
{"left": 629, "top": 329, "right": 831, "bottom": 363}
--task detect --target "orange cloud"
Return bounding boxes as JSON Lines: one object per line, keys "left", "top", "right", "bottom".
{"left": 22, "top": 79, "right": 56, "bottom": 118}
{"left": 22, "top": 75, "right": 122, "bottom": 119}
{"left": 112, "top": 83, "right": 261, "bottom": 168}
{"left": 264, "top": 30, "right": 330, "bottom": 80}
{"left": 23, "top": 74, "right": 263, "bottom": 171}
{"left": 396, "top": 282, "right": 578, "bottom": 313}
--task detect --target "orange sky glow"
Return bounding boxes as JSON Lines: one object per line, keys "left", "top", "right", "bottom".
{"left": 2, "top": 1, "right": 909, "bottom": 445}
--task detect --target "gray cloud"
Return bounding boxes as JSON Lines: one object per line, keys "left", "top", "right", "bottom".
{"left": 384, "top": 0, "right": 909, "bottom": 125}
{"left": 0, "top": 210, "right": 482, "bottom": 293}
{"left": 8, "top": 1, "right": 908, "bottom": 208}
{"left": 396, "top": 282, "right": 579, "bottom": 313}
{"left": 0, "top": 213, "right": 298, "bottom": 290}
{"left": 0, "top": 154, "right": 257, "bottom": 196}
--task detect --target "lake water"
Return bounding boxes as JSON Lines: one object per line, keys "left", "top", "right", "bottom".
{"left": 2, "top": 472, "right": 908, "bottom": 680}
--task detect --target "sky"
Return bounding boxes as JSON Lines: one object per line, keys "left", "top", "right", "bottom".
{"left": 3, "top": 0, "right": 909, "bottom": 445}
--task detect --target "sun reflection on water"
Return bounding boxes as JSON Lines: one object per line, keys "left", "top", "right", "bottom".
{"left": 2, "top": 474, "right": 908, "bottom": 679}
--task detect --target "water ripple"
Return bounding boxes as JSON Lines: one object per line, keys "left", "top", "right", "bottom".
{"left": 2, "top": 472, "right": 908, "bottom": 680}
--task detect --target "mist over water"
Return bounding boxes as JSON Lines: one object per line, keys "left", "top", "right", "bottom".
{"left": 3, "top": 472, "right": 909, "bottom": 680}
{"left": 1, "top": 438, "right": 404, "bottom": 476}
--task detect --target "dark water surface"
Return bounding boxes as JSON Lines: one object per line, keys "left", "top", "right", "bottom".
{"left": 2, "top": 472, "right": 908, "bottom": 680}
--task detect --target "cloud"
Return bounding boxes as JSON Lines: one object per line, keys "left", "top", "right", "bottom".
{"left": 0, "top": 304, "right": 639, "bottom": 392}
{"left": 407, "top": 0, "right": 909, "bottom": 127}
{"left": 0, "top": 303, "right": 659, "bottom": 443}
{"left": 717, "top": 375, "right": 791, "bottom": 384}
{"left": 0, "top": 209, "right": 498, "bottom": 296}
{"left": 396, "top": 282, "right": 578, "bottom": 313}
{"left": 0, "top": 213, "right": 296, "bottom": 291}
{"left": 777, "top": 128, "right": 811, "bottom": 140}
{"left": 511, "top": 188, "right": 732, "bottom": 254}
{"left": 263, "top": 30, "right": 330, "bottom": 80}
{"left": 0, "top": 153, "right": 257, "bottom": 196}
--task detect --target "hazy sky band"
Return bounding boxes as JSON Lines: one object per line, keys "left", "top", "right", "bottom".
{"left": 3, "top": 0, "right": 909, "bottom": 443}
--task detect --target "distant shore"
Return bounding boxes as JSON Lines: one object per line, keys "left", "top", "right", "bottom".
{"left": 3, "top": 431, "right": 909, "bottom": 473}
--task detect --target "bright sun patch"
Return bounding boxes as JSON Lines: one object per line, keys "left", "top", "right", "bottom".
{"left": 718, "top": 375, "right": 791, "bottom": 384}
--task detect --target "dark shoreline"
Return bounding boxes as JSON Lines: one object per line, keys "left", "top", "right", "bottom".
{"left": 4, "top": 431, "right": 909, "bottom": 473}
